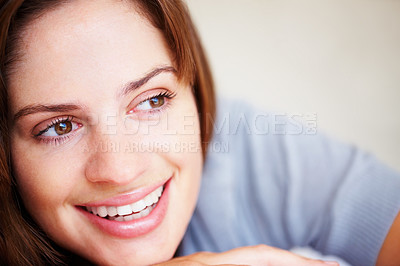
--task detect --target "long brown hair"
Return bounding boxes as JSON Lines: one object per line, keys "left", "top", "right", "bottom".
{"left": 0, "top": 0, "right": 215, "bottom": 264}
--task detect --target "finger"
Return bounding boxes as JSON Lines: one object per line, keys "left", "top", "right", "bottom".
{"left": 196, "top": 245, "right": 338, "bottom": 266}
{"left": 264, "top": 246, "right": 339, "bottom": 266}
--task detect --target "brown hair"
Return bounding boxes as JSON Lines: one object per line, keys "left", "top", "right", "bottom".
{"left": 0, "top": 0, "right": 215, "bottom": 264}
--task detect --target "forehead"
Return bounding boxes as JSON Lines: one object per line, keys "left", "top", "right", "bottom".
{"left": 8, "top": 0, "right": 171, "bottom": 112}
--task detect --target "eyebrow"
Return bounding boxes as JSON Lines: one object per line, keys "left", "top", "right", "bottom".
{"left": 118, "top": 65, "right": 177, "bottom": 98}
{"left": 12, "top": 65, "right": 177, "bottom": 123}
{"left": 13, "top": 104, "right": 82, "bottom": 123}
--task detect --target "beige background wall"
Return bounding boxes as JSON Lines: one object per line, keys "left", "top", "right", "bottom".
{"left": 186, "top": 0, "right": 400, "bottom": 172}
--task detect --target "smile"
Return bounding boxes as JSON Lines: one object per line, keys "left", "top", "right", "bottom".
{"left": 78, "top": 179, "right": 170, "bottom": 238}
{"left": 85, "top": 186, "right": 163, "bottom": 221}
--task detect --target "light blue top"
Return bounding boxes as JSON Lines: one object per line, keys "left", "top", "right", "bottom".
{"left": 178, "top": 99, "right": 400, "bottom": 266}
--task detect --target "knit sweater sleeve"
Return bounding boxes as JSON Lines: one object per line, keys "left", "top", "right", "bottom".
{"left": 179, "top": 99, "right": 400, "bottom": 266}
{"left": 275, "top": 120, "right": 399, "bottom": 266}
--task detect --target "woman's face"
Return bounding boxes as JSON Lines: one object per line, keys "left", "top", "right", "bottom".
{"left": 8, "top": 1, "right": 202, "bottom": 264}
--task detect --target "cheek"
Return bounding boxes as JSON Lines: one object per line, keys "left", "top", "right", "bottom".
{"left": 164, "top": 97, "right": 203, "bottom": 208}
{"left": 136, "top": 88, "right": 202, "bottom": 161}
{"left": 11, "top": 139, "right": 77, "bottom": 217}
{"left": 142, "top": 91, "right": 203, "bottom": 206}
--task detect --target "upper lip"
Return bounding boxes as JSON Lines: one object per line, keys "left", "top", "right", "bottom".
{"left": 81, "top": 178, "right": 169, "bottom": 207}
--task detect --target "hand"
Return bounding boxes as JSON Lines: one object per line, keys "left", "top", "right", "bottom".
{"left": 154, "top": 245, "right": 339, "bottom": 266}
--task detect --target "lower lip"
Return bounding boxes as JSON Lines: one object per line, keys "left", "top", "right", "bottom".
{"left": 78, "top": 179, "right": 170, "bottom": 238}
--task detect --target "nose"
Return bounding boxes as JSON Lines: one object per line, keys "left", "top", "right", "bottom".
{"left": 84, "top": 133, "right": 148, "bottom": 185}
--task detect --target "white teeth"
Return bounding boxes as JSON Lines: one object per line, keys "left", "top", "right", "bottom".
{"left": 147, "top": 205, "right": 154, "bottom": 215}
{"left": 143, "top": 188, "right": 160, "bottom": 206}
{"left": 131, "top": 200, "right": 146, "bottom": 213}
{"left": 108, "top": 206, "right": 154, "bottom": 221}
{"left": 117, "top": 205, "right": 132, "bottom": 216}
{"left": 115, "top": 216, "right": 124, "bottom": 222}
{"left": 141, "top": 207, "right": 150, "bottom": 217}
{"left": 97, "top": 206, "right": 108, "bottom": 218}
{"left": 86, "top": 185, "right": 164, "bottom": 221}
{"left": 107, "top": 206, "right": 118, "bottom": 217}
{"left": 150, "top": 193, "right": 158, "bottom": 204}
{"left": 132, "top": 212, "right": 141, "bottom": 219}
{"left": 144, "top": 194, "right": 154, "bottom": 206}
{"left": 156, "top": 186, "right": 163, "bottom": 197}
{"left": 123, "top": 214, "right": 135, "bottom": 221}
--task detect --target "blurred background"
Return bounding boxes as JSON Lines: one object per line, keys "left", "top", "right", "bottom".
{"left": 185, "top": 0, "right": 400, "bottom": 173}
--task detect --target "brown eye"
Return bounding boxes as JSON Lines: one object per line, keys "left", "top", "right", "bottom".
{"left": 133, "top": 92, "right": 175, "bottom": 113}
{"left": 54, "top": 121, "right": 73, "bottom": 135}
{"left": 149, "top": 96, "right": 165, "bottom": 108}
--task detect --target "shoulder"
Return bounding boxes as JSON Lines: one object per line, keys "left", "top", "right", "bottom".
{"left": 207, "top": 97, "right": 351, "bottom": 178}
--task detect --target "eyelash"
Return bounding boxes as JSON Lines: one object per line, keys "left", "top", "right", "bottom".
{"left": 33, "top": 90, "right": 177, "bottom": 146}
{"left": 132, "top": 90, "right": 177, "bottom": 115}
{"left": 34, "top": 116, "right": 79, "bottom": 145}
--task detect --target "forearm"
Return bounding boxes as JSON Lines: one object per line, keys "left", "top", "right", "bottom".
{"left": 376, "top": 212, "right": 400, "bottom": 266}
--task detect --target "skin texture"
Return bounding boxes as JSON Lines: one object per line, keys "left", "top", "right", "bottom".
{"left": 9, "top": 1, "right": 202, "bottom": 265}
{"left": 377, "top": 212, "right": 400, "bottom": 266}
{"left": 155, "top": 245, "right": 339, "bottom": 266}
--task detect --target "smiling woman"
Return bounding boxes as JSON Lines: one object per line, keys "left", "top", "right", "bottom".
{"left": 0, "top": 0, "right": 399, "bottom": 266}
{"left": 0, "top": 0, "right": 211, "bottom": 264}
